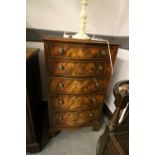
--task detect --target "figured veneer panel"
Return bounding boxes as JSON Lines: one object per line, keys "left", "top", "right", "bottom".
{"left": 51, "top": 108, "right": 102, "bottom": 127}
{"left": 50, "top": 77, "right": 109, "bottom": 94}
{"left": 49, "top": 93, "right": 105, "bottom": 111}
{"left": 48, "top": 44, "right": 110, "bottom": 59}
{"left": 48, "top": 60, "right": 111, "bottom": 77}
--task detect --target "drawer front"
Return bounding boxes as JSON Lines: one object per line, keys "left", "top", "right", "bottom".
{"left": 49, "top": 93, "right": 105, "bottom": 111}
{"left": 48, "top": 60, "right": 111, "bottom": 76}
{"left": 48, "top": 44, "right": 109, "bottom": 59}
{"left": 51, "top": 109, "right": 101, "bottom": 126}
{"left": 50, "top": 77, "right": 109, "bottom": 94}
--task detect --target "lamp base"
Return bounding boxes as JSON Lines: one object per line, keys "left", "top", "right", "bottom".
{"left": 72, "top": 33, "right": 90, "bottom": 40}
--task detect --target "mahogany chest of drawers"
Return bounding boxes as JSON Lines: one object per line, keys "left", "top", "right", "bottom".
{"left": 43, "top": 37, "right": 119, "bottom": 137}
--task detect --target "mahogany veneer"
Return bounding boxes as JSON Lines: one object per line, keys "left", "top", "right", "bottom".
{"left": 43, "top": 37, "right": 119, "bottom": 137}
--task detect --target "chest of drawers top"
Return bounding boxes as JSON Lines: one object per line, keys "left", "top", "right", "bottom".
{"left": 43, "top": 36, "right": 118, "bottom": 44}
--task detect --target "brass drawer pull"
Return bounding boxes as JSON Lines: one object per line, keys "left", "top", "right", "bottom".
{"left": 89, "top": 113, "right": 93, "bottom": 117}
{"left": 95, "top": 81, "right": 99, "bottom": 87}
{"left": 59, "top": 100, "right": 64, "bottom": 105}
{"left": 92, "top": 98, "right": 97, "bottom": 103}
{"left": 58, "top": 48, "right": 64, "bottom": 55}
{"left": 58, "top": 82, "right": 64, "bottom": 88}
{"left": 98, "top": 65, "right": 103, "bottom": 70}
{"left": 94, "top": 78, "right": 100, "bottom": 88}
{"left": 59, "top": 116, "right": 63, "bottom": 120}
{"left": 57, "top": 65, "right": 64, "bottom": 70}
{"left": 101, "top": 50, "right": 106, "bottom": 55}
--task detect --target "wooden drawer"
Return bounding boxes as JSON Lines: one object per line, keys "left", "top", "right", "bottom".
{"left": 48, "top": 44, "right": 109, "bottom": 59}
{"left": 49, "top": 93, "right": 105, "bottom": 111}
{"left": 50, "top": 77, "right": 109, "bottom": 94}
{"left": 50, "top": 109, "right": 101, "bottom": 127}
{"left": 48, "top": 60, "right": 111, "bottom": 77}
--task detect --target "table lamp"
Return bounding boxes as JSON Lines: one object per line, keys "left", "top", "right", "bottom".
{"left": 73, "top": 0, "right": 90, "bottom": 40}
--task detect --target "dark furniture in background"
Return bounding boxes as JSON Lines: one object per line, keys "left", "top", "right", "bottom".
{"left": 26, "top": 48, "right": 43, "bottom": 153}
{"left": 43, "top": 37, "right": 119, "bottom": 137}
{"left": 96, "top": 80, "right": 129, "bottom": 155}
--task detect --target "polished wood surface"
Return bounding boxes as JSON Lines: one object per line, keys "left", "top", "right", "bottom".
{"left": 43, "top": 36, "right": 119, "bottom": 45}
{"left": 48, "top": 44, "right": 110, "bottom": 59}
{"left": 50, "top": 77, "right": 109, "bottom": 94}
{"left": 43, "top": 37, "right": 119, "bottom": 137}
{"left": 48, "top": 60, "right": 112, "bottom": 76}
{"left": 49, "top": 93, "right": 104, "bottom": 111}
{"left": 50, "top": 108, "right": 102, "bottom": 127}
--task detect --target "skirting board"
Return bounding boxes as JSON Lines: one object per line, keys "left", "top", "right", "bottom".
{"left": 26, "top": 28, "right": 129, "bottom": 50}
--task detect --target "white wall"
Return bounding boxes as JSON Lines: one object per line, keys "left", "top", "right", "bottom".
{"left": 26, "top": 0, "right": 128, "bottom": 36}
{"left": 105, "top": 49, "right": 129, "bottom": 112}
{"left": 26, "top": 0, "right": 129, "bottom": 111}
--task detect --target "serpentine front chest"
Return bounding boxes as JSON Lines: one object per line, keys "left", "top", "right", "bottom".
{"left": 43, "top": 37, "right": 119, "bottom": 137}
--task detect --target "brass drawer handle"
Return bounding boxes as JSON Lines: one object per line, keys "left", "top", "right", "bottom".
{"left": 58, "top": 48, "right": 64, "bottom": 55}
{"left": 59, "top": 100, "right": 64, "bottom": 105}
{"left": 59, "top": 116, "right": 63, "bottom": 120}
{"left": 58, "top": 82, "right": 64, "bottom": 88}
{"left": 89, "top": 113, "right": 93, "bottom": 117}
{"left": 98, "top": 65, "right": 103, "bottom": 70}
{"left": 92, "top": 98, "right": 97, "bottom": 103}
{"left": 95, "top": 81, "right": 99, "bottom": 87}
{"left": 101, "top": 50, "right": 106, "bottom": 55}
{"left": 57, "top": 65, "right": 64, "bottom": 70}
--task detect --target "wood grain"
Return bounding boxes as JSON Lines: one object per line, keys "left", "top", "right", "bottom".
{"left": 51, "top": 108, "right": 102, "bottom": 127}
{"left": 49, "top": 93, "right": 105, "bottom": 111}
{"left": 48, "top": 44, "right": 110, "bottom": 59}
{"left": 43, "top": 37, "right": 119, "bottom": 136}
{"left": 48, "top": 60, "right": 112, "bottom": 77}
{"left": 50, "top": 77, "right": 109, "bottom": 94}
